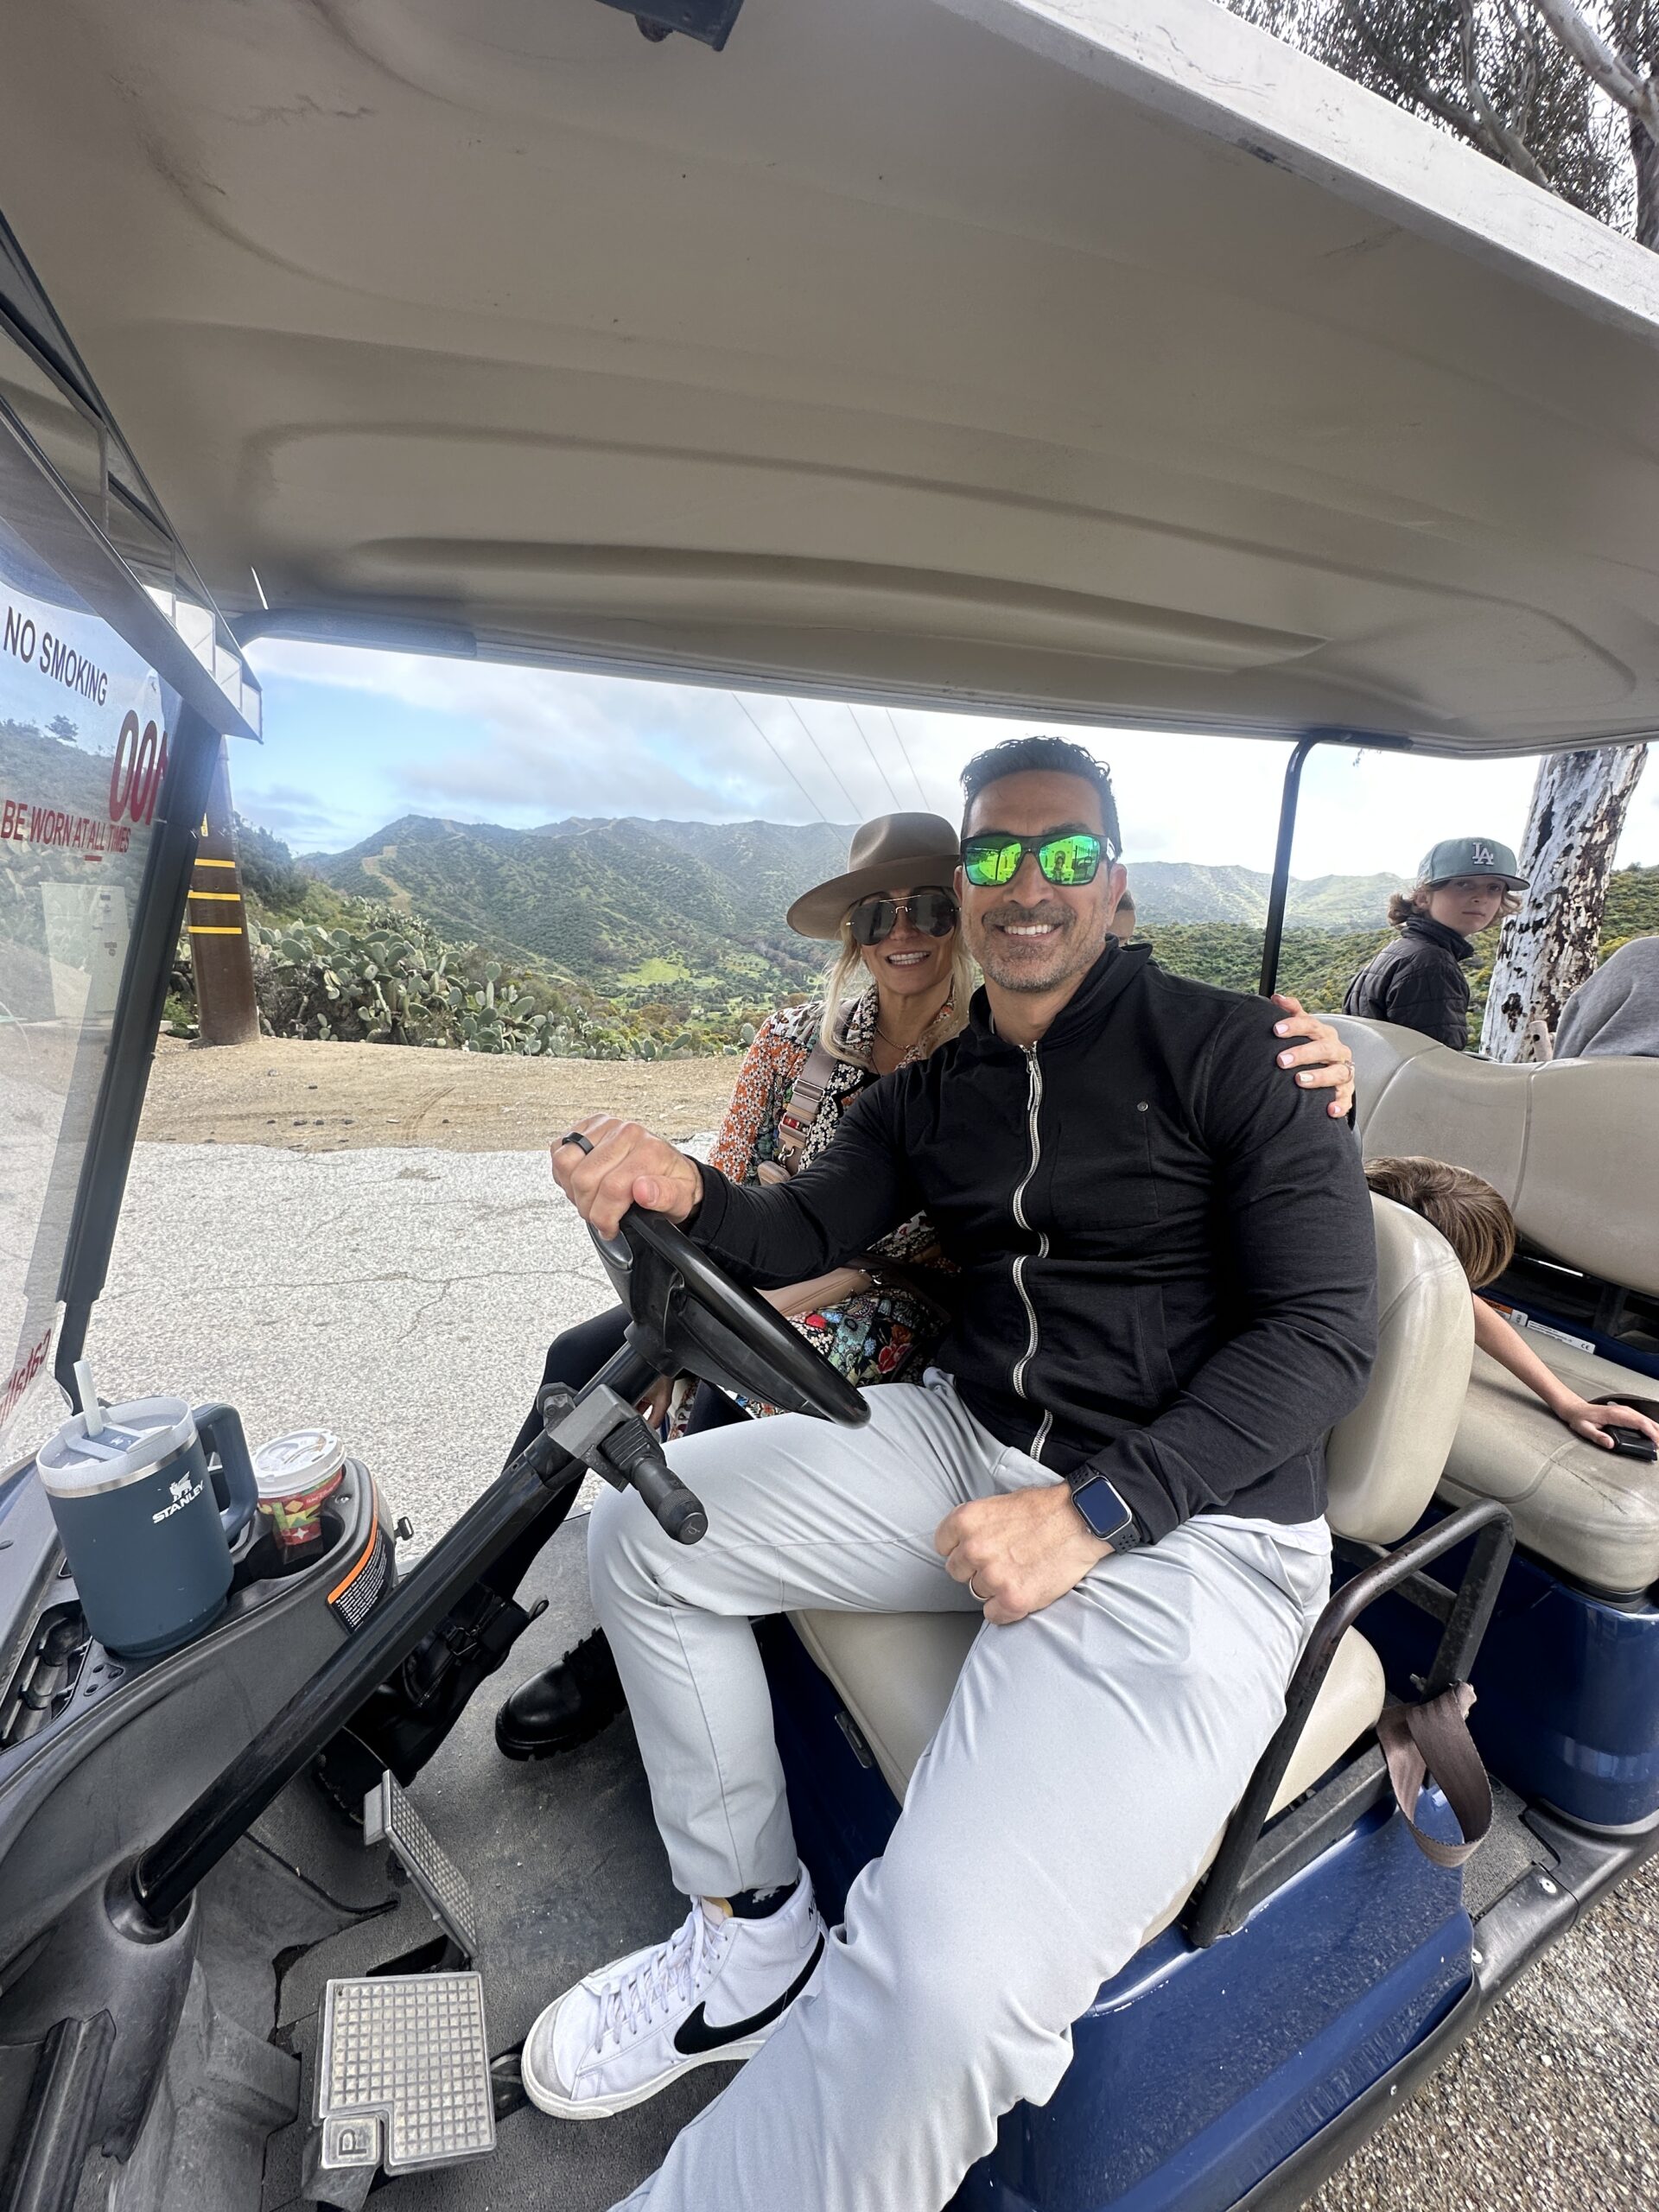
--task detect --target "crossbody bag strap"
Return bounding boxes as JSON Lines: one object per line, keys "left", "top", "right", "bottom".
{"left": 1374, "top": 1682, "right": 1492, "bottom": 1868}
{"left": 768, "top": 1029, "right": 851, "bottom": 1177}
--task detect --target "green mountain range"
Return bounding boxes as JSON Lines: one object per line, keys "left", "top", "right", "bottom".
{"left": 310, "top": 814, "right": 1405, "bottom": 992}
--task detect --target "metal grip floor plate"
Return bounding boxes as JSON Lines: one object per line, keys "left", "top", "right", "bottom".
{"left": 364, "top": 1771, "right": 479, "bottom": 1958}
{"left": 318, "top": 1973, "right": 496, "bottom": 2173}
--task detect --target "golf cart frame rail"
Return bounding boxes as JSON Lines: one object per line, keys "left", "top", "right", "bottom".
{"left": 1188, "top": 1496, "right": 1516, "bottom": 1948}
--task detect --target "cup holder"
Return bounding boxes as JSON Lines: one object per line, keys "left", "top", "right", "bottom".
{"left": 232, "top": 1505, "right": 351, "bottom": 1592}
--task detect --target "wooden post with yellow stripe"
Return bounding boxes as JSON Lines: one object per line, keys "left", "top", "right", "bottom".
{"left": 188, "top": 736, "right": 261, "bottom": 1046}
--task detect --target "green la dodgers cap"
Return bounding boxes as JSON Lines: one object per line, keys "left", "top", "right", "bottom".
{"left": 1418, "top": 836, "right": 1529, "bottom": 891}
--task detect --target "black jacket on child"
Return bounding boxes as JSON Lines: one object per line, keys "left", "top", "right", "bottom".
{"left": 688, "top": 942, "right": 1377, "bottom": 1547}
{"left": 1343, "top": 913, "right": 1474, "bottom": 1052}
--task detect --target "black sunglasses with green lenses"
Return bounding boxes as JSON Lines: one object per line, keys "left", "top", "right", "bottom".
{"left": 848, "top": 887, "right": 959, "bottom": 946}
{"left": 960, "top": 830, "right": 1107, "bottom": 889}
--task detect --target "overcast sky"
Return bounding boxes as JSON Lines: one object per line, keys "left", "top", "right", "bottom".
{"left": 238, "top": 638, "right": 1659, "bottom": 882}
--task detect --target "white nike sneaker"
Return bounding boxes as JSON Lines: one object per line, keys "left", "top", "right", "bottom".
{"left": 521, "top": 1871, "right": 825, "bottom": 2119}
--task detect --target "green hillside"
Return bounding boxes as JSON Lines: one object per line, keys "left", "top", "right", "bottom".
{"left": 1603, "top": 864, "right": 1659, "bottom": 949}
{"left": 317, "top": 816, "right": 846, "bottom": 999}
{"left": 1128, "top": 862, "right": 1398, "bottom": 931}
{"left": 297, "top": 814, "right": 1659, "bottom": 1058}
{"left": 314, "top": 815, "right": 1403, "bottom": 977}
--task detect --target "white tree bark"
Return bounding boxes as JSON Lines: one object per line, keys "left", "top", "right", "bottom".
{"left": 1480, "top": 741, "right": 1649, "bottom": 1058}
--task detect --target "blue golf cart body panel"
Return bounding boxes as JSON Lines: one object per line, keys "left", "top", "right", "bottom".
{"left": 762, "top": 1617, "right": 1471, "bottom": 2212}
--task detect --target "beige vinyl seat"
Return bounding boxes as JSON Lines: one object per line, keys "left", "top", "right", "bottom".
{"left": 1335, "top": 1019, "right": 1659, "bottom": 1596}
{"left": 791, "top": 1196, "right": 1472, "bottom": 1948}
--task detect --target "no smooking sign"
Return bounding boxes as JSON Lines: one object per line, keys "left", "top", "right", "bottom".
{"left": 0, "top": 577, "right": 171, "bottom": 858}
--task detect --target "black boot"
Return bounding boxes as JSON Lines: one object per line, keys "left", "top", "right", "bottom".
{"left": 494, "top": 1627, "right": 626, "bottom": 1761}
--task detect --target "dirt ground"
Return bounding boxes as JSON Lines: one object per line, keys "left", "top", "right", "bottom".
{"left": 138, "top": 1035, "right": 737, "bottom": 1151}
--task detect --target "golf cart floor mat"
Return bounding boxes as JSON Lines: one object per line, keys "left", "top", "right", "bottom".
{"left": 266, "top": 1514, "right": 739, "bottom": 2212}
{"left": 1465, "top": 1777, "right": 1556, "bottom": 1922}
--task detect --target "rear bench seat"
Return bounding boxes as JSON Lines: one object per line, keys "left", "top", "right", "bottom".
{"left": 793, "top": 1198, "right": 1472, "bottom": 1947}
{"left": 1334, "top": 1019, "right": 1659, "bottom": 1598}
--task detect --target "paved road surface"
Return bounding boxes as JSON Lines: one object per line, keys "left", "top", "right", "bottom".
{"left": 79, "top": 1140, "right": 1658, "bottom": 2212}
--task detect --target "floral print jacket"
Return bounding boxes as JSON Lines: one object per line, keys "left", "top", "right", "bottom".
{"left": 706, "top": 988, "right": 952, "bottom": 1404}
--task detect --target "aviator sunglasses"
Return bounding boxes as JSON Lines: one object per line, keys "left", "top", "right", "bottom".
{"left": 848, "top": 887, "right": 959, "bottom": 946}
{"left": 961, "top": 830, "right": 1107, "bottom": 888}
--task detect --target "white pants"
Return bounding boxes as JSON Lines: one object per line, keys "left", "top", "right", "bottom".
{"left": 589, "top": 1375, "right": 1331, "bottom": 2212}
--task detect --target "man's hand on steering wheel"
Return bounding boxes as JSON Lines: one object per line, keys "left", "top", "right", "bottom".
{"left": 551, "top": 1116, "right": 704, "bottom": 1238}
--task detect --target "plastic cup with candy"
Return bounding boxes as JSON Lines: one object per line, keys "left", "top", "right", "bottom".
{"left": 252, "top": 1429, "right": 347, "bottom": 1561}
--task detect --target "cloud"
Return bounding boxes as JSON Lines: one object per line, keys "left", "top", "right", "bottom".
{"left": 236, "top": 783, "right": 340, "bottom": 839}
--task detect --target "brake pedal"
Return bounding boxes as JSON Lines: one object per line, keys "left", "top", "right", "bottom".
{"left": 363, "top": 1771, "right": 478, "bottom": 1958}
{"left": 315, "top": 1972, "right": 496, "bottom": 2188}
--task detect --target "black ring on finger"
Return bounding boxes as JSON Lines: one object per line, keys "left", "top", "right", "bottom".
{"left": 560, "top": 1129, "right": 595, "bottom": 1155}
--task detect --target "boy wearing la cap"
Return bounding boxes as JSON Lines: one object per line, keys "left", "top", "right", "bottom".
{"left": 1344, "top": 835, "right": 1529, "bottom": 1050}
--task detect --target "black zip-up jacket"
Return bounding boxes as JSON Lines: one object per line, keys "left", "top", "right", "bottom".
{"left": 1343, "top": 914, "right": 1473, "bottom": 1051}
{"left": 689, "top": 944, "right": 1377, "bottom": 1542}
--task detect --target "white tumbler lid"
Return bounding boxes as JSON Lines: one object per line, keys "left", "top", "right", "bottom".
{"left": 253, "top": 1428, "right": 346, "bottom": 1501}
{"left": 37, "top": 1396, "right": 196, "bottom": 1497}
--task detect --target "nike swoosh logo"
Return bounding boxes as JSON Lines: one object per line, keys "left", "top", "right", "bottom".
{"left": 672, "top": 1934, "right": 825, "bottom": 2056}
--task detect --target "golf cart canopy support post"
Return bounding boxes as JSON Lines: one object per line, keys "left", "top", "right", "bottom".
{"left": 1255, "top": 730, "right": 1412, "bottom": 998}
{"left": 0, "top": 400, "right": 258, "bottom": 1407}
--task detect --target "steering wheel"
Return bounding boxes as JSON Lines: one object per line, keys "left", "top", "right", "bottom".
{"left": 589, "top": 1206, "right": 869, "bottom": 1427}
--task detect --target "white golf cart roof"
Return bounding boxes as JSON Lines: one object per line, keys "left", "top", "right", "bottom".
{"left": 2, "top": 0, "right": 1658, "bottom": 756}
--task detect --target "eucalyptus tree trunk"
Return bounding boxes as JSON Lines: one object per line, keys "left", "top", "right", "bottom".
{"left": 1480, "top": 742, "right": 1649, "bottom": 1058}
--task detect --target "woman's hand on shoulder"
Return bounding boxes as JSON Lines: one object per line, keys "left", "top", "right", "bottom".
{"left": 1270, "top": 995, "right": 1356, "bottom": 1121}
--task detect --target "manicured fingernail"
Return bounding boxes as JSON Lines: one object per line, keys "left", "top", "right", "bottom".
{"left": 1274, "top": 1022, "right": 1290, "bottom": 1035}
{"left": 1279, "top": 1052, "right": 1295, "bottom": 1066}
{"left": 1298, "top": 1072, "right": 1315, "bottom": 1084}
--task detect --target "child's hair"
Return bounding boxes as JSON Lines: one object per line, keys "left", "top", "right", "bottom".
{"left": 1363, "top": 1155, "right": 1516, "bottom": 1288}
{"left": 1387, "top": 880, "right": 1523, "bottom": 928}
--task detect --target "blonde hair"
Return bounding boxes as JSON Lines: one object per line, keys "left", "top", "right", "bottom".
{"left": 819, "top": 908, "right": 976, "bottom": 1064}
{"left": 1389, "top": 880, "right": 1523, "bottom": 928}
{"left": 1363, "top": 1155, "right": 1517, "bottom": 1289}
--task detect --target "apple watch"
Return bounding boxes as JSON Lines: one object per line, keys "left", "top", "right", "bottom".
{"left": 1069, "top": 1471, "right": 1143, "bottom": 1551}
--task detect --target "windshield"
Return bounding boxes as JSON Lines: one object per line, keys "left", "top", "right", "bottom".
{"left": 0, "top": 511, "right": 178, "bottom": 1452}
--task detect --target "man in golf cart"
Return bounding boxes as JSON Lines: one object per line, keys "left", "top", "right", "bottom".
{"left": 537, "top": 734, "right": 1378, "bottom": 2211}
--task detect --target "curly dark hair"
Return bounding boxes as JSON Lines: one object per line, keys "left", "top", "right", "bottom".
{"left": 958, "top": 734, "right": 1122, "bottom": 858}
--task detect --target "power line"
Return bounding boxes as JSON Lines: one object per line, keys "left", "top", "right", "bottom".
{"left": 783, "top": 696, "right": 861, "bottom": 819}
{"left": 883, "top": 706, "right": 936, "bottom": 813}
{"left": 730, "top": 694, "right": 830, "bottom": 823}
{"left": 831, "top": 702, "right": 903, "bottom": 814}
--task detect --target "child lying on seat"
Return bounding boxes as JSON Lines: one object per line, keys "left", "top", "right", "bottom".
{"left": 1363, "top": 1156, "right": 1659, "bottom": 1456}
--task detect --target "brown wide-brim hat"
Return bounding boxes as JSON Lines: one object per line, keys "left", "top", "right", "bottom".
{"left": 786, "top": 811, "right": 963, "bottom": 940}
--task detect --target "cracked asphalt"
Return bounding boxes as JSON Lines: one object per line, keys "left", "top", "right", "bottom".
{"left": 90, "top": 1140, "right": 611, "bottom": 1534}
{"left": 85, "top": 1138, "right": 1659, "bottom": 2212}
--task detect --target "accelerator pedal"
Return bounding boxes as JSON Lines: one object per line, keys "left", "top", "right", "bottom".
{"left": 315, "top": 1973, "right": 496, "bottom": 2196}
{"left": 364, "top": 1771, "right": 479, "bottom": 1958}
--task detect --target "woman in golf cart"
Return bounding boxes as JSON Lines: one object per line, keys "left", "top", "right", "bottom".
{"left": 1343, "top": 836, "right": 1529, "bottom": 1050}
{"left": 496, "top": 790, "right": 1360, "bottom": 1762}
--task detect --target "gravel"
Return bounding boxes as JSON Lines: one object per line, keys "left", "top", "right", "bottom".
{"left": 75, "top": 1139, "right": 1659, "bottom": 2212}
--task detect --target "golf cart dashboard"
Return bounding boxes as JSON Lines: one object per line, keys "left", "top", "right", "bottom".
{"left": 0, "top": 1449, "right": 390, "bottom": 1966}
